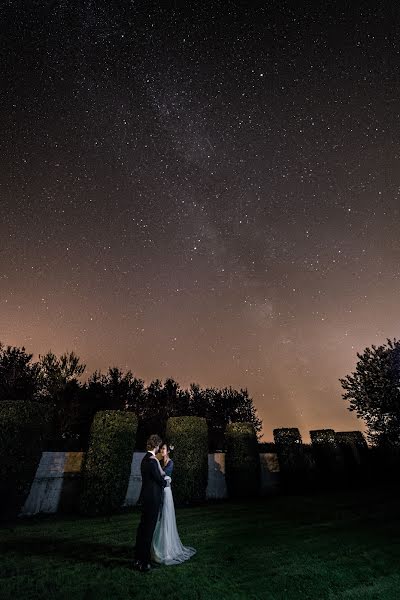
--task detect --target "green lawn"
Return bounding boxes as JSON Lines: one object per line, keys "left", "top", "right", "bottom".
{"left": 0, "top": 488, "right": 399, "bottom": 600}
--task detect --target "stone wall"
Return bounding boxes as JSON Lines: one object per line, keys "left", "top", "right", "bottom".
{"left": 20, "top": 451, "right": 279, "bottom": 515}
{"left": 22, "top": 451, "right": 84, "bottom": 515}
{"left": 260, "top": 452, "right": 280, "bottom": 492}
{"left": 206, "top": 452, "right": 228, "bottom": 499}
{"left": 124, "top": 452, "right": 146, "bottom": 506}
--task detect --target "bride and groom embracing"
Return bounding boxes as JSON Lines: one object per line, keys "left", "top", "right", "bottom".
{"left": 133, "top": 434, "right": 196, "bottom": 572}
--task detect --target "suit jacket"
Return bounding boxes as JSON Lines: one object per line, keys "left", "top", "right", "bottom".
{"left": 140, "top": 451, "right": 167, "bottom": 512}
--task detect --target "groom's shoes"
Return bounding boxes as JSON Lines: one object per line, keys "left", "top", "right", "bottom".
{"left": 133, "top": 559, "right": 142, "bottom": 571}
{"left": 134, "top": 559, "right": 158, "bottom": 573}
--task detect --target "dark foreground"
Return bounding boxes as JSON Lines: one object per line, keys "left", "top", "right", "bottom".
{"left": 0, "top": 488, "right": 399, "bottom": 600}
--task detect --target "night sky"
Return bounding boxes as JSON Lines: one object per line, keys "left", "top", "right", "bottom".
{"left": 1, "top": 2, "right": 399, "bottom": 441}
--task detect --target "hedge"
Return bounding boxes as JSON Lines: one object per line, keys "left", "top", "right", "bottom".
{"left": 80, "top": 410, "right": 137, "bottom": 515}
{"left": 367, "top": 443, "right": 400, "bottom": 485}
{"left": 335, "top": 431, "right": 368, "bottom": 484}
{"left": 165, "top": 416, "right": 208, "bottom": 504}
{"left": 335, "top": 431, "right": 368, "bottom": 455}
{"left": 225, "top": 422, "right": 260, "bottom": 498}
{"left": 0, "top": 400, "right": 51, "bottom": 519}
{"left": 310, "top": 428, "right": 344, "bottom": 486}
{"left": 273, "top": 427, "right": 314, "bottom": 490}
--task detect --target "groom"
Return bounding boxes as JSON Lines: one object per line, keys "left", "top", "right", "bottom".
{"left": 134, "top": 434, "right": 167, "bottom": 572}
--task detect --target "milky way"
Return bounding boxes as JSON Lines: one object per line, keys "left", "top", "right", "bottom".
{"left": 1, "top": 2, "right": 400, "bottom": 440}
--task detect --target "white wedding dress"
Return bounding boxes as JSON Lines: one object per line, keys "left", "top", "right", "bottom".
{"left": 151, "top": 461, "right": 196, "bottom": 565}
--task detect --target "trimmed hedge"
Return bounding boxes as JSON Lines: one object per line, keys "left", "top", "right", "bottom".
{"left": 310, "top": 428, "right": 344, "bottom": 487}
{"left": 273, "top": 427, "right": 314, "bottom": 490}
{"left": 166, "top": 416, "right": 208, "bottom": 504}
{"left": 335, "top": 431, "right": 368, "bottom": 455}
{"left": 80, "top": 410, "right": 137, "bottom": 515}
{"left": 225, "top": 422, "right": 261, "bottom": 498}
{"left": 367, "top": 442, "right": 400, "bottom": 485}
{"left": 258, "top": 441, "right": 277, "bottom": 453}
{"left": 335, "top": 431, "right": 368, "bottom": 484}
{"left": 0, "top": 400, "right": 51, "bottom": 519}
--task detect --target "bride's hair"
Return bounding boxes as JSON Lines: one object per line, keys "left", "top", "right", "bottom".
{"left": 162, "top": 442, "right": 174, "bottom": 455}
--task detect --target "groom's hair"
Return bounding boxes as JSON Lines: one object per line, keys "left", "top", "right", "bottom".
{"left": 146, "top": 434, "right": 162, "bottom": 450}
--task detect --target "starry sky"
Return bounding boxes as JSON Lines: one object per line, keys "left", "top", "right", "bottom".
{"left": 1, "top": 2, "right": 399, "bottom": 441}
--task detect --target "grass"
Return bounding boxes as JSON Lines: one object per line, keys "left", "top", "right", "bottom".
{"left": 0, "top": 487, "right": 399, "bottom": 600}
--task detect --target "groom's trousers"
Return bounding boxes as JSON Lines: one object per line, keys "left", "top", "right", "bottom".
{"left": 135, "top": 503, "right": 160, "bottom": 563}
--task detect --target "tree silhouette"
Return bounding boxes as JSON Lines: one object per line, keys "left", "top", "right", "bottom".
{"left": 86, "top": 367, "right": 145, "bottom": 412}
{"left": 340, "top": 338, "right": 400, "bottom": 446}
{"left": 0, "top": 340, "right": 263, "bottom": 451}
{"left": 187, "top": 384, "right": 262, "bottom": 450}
{"left": 0, "top": 343, "right": 41, "bottom": 401}
{"left": 37, "top": 351, "right": 86, "bottom": 449}
{"left": 138, "top": 378, "right": 190, "bottom": 446}
{"left": 81, "top": 368, "right": 146, "bottom": 448}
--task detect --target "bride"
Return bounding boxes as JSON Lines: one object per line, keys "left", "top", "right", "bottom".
{"left": 150, "top": 443, "right": 196, "bottom": 565}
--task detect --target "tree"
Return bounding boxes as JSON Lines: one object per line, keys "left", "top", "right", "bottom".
{"left": 38, "top": 351, "right": 86, "bottom": 398}
{"left": 37, "top": 350, "right": 86, "bottom": 448}
{"left": 220, "top": 387, "right": 262, "bottom": 434}
{"left": 86, "top": 367, "right": 145, "bottom": 412}
{"left": 187, "top": 384, "right": 262, "bottom": 451}
{"left": 340, "top": 338, "right": 400, "bottom": 446}
{"left": 138, "top": 378, "right": 190, "bottom": 447}
{"left": 83, "top": 368, "right": 147, "bottom": 449}
{"left": 0, "top": 342, "right": 41, "bottom": 401}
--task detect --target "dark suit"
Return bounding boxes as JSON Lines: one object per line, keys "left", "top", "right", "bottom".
{"left": 135, "top": 451, "right": 167, "bottom": 563}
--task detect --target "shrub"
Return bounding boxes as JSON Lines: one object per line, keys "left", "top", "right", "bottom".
{"left": 335, "top": 431, "right": 368, "bottom": 486}
{"left": 367, "top": 442, "right": 400, "bottom": 486}
{"left": 258, "top": 441, "right": 276, "bottom": 453}
{"left": 80, "top": 410, "right": 137, "bottom": 515}
{"left": 335, "top": 431, "right": 368, "bottom": 453}
{"left": 166, "top": 416, "right": 208, "bottom": 504}
{"left": 273, "top": 428, "right": 314, "bottom": 490}
{"left": 301, "top": 443, "right": 317, "bottom": 481}
{"left": 225, "top": 422, "right": 261, "bottom": 498}
{"left": 310, "top": 428, "right": 345, "bottom": 487}
{"left": 0, "top": 400, "right": 51, "bottom": 519}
